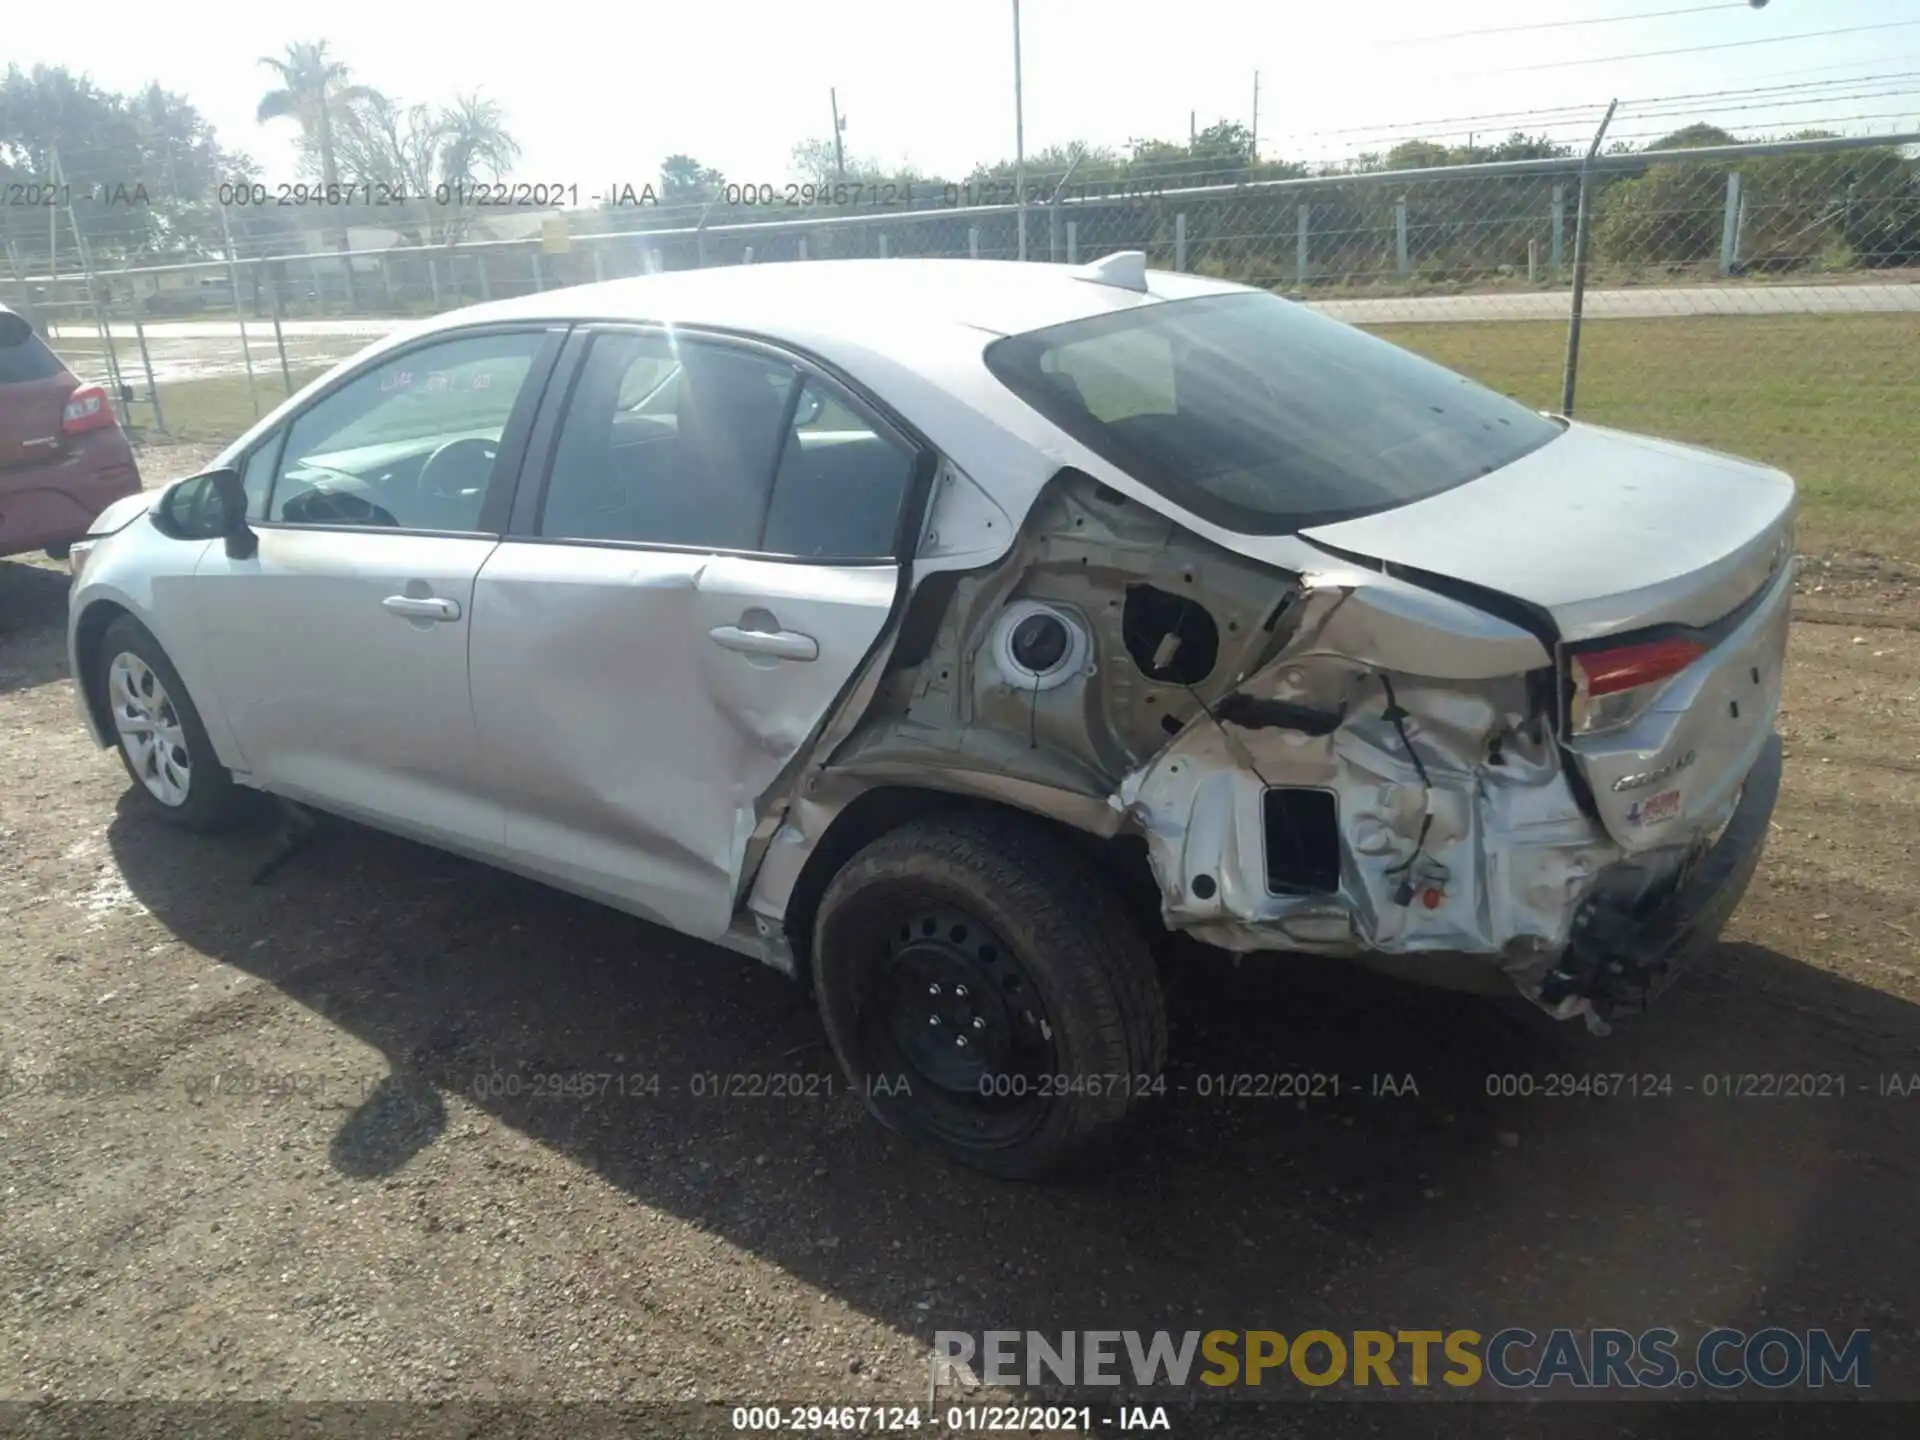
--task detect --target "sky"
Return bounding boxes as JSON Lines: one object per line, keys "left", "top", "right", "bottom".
{"left": 11, "top": 0, "right": 1920, "bottom": 191}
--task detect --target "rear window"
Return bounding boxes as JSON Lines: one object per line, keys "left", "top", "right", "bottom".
{"left": 983, "top": 291, "right": 1560, "bottom": 534}
{"left": 0, "top": 329, "right": 65, "bottom": 385}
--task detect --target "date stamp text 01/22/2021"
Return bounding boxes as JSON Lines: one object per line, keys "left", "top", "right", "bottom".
{"left": 207, "top": 178, "right": 1169, "bottom": 211}
{"left": 9, "top": 1066, "right": 1920, "bottom": 1105}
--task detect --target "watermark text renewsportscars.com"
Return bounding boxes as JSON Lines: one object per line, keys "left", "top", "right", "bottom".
{"left": 930, "top": 1327, "right": 1872, "bottom": 1393}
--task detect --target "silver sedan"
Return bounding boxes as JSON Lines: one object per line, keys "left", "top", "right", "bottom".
{"left": 67, "top": 254, "right": 1792, "bottom": 1177}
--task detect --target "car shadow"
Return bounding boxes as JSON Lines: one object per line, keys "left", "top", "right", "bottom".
{"left": 104, "top": 794, "right": 1920, "bottom": 1411}
{"left": 0, "top": 558, "right": 76, "bottom": 696}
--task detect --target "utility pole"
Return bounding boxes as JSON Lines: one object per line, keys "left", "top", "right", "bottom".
{"left": 1250, "top": 71, "right": 1260, "bottom": 159}
{"left": 1013, "top": 0, "right": 1027, "bottom": 261}
{"left": 829, "top": 88, "right": 847, "bottom": 182}
{"left": 1190, "top": 110, "right": 1196, "bottom": 146}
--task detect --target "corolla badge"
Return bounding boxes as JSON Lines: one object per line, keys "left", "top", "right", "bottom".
{"left": 1613, "top": 749, "right": 1697, "bottom": 793}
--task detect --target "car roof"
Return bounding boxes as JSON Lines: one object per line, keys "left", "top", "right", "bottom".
{"left": 420, "top": 257, "right": 1253, "bottom": 352}
{"left": 218, "top": 258, "right": 1267, "bottom": 564}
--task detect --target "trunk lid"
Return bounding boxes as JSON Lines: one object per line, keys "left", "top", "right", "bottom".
{"left": 1302, "top": 420, "right": 1797, "bottom": 852}
{"left": 1298, "top": 421, "right": 1796, "bottom": 645}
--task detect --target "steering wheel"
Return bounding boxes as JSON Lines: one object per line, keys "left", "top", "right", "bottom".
{"left": 413, "top": 436, "right": 499, "bottom": 520}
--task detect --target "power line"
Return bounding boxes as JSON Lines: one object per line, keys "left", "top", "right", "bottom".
{"left": 1629, "top": 68, "right": 1920, "bottom": 104}
{"left": 1385, "top": 2, "right": 1748, "bottom": 48}
{"left": 1625, "top": 86, "right": 1920, "bottom": 120}
{"left": 1277, "top": 69, "right": 1920, "bottom": 146}
{"left": 1465, "top": 19, "right": 1920, "bottom": 76}
{"left": 1730, "top": 51, "right": 1920, "bottom": 87}
{"left": 1611, "top": 107, "right": 1920, "bottom": 137}
{"left": 1269, "top": 77, "right": 1920, "bottom": 162}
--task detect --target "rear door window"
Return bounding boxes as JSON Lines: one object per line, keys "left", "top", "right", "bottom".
{"left": 538, "top": 332, "right": 798, "bottom": 551}
{"left": 761, "top": 380, "right": 917, "bottom": 559}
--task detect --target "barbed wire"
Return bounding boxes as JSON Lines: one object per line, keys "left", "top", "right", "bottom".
{"left": 1456, "top": 18, "right": 1920, "bottom": 78}
{"left": 1382, "top": 2, "right": 1753, "bottom": 47}
{"left": 1270, "top": 71, "right": 1920, "bottom": 158}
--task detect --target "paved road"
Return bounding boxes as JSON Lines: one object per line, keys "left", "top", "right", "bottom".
{"left": 45, "top": 281, "right": 1920, "bottom": 384}
{"left": 1318, "top": 281, "right": 1920, "bottom": 324}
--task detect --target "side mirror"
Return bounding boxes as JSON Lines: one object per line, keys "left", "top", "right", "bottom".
{"left": 207, "top": 467, "right": 258, "bottom": 559}
{"left": 155, "top": 467, "right": 256, "bottom": 556}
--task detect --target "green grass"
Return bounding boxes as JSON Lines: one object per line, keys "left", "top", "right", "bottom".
{"left": 137, "top": 313, "right": 1919, "bottom": 561}
{"left": 1370, "top": 313, "right": 1920, "bottom": 561}
{"left": 133, "top": 370, "right": 326, "bottom": 443}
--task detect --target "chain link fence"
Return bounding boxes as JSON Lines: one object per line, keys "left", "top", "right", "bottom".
{"left": 6, "top": 126, "right": 1916, "bottom": 552}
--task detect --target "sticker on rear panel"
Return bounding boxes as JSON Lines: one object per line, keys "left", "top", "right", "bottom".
{"left": 1625, "top": 789, "right": 1682, "bottom": 828}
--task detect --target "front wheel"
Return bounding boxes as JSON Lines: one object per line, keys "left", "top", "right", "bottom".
{"left": 96, "top": 616, "right": 251, "bottom": 831}
{"left": 812, "top": 811, "right": 1167, "bottom": 1180}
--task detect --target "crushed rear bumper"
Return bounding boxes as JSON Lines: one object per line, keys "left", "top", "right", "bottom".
{"left": 1535, "top": 733, "right": 1782, "bottom": 1022}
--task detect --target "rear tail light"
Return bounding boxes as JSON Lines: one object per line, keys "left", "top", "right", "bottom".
{"left": 62, "top": 384, "right": 116, "bottom": 436}
{"left": 1569, "top": 635, "right": 1706, "bottom": 736}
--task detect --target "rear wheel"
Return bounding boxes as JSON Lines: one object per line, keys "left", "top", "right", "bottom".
{"left": 812, "top": 811, "right": 1166, "bottom": 1179}
{"left": 96, "top": 616, "right": 250, "bottom": 831}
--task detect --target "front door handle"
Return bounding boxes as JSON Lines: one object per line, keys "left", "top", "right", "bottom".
{"left": 708, "top": 624, "right": 818, "bottom": 662}
{"left": 383, "top": 594, "right": 461, "bottom": 622}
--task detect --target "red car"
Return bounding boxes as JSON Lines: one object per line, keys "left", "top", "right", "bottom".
{"left": 0, "top": 304, "right": 142, "bottom": 559}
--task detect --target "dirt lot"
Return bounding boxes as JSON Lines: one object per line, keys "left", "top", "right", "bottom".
{"left": 3, "top": 443, "right": 1919, "bottom": 1433}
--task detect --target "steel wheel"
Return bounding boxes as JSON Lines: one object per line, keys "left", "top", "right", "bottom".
{"left": 812, "top": 812, "right": 1167, "bottom": 1179}
{"left": 881, "top": 905, "right": 1057, "bottom": 1097}
{"left": 107, "top": 650, "right": 191, "bottom": 807}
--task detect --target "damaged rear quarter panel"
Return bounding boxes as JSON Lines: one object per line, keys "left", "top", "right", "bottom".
{"left": 1121, "top": 570, "right": 1624, "bottom": 970}
{"left": 752, "top": 467, "right": 1622, "bottom": 993}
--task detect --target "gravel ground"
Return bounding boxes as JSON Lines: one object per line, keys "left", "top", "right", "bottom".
{"left": 3, "top": 442, "right": 1919, "bottom": 1435}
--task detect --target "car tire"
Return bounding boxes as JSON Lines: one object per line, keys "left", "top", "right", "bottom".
{"left": 812, "top": 810, "right": 1167, "bottom": 1180}
{"left": 96, "top": 616, "right": 251, "bottom": 832}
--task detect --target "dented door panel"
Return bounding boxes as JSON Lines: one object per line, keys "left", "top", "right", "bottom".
{"left": 469, "top": 542, "right": 899, "bottom": 940}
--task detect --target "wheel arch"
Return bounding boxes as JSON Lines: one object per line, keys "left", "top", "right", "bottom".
{"left": 774, "top": 782, "right": 1163, "bottom": 992}
{"left": 73, "top": 598, "right": 135, "bottom": 747}
{"left": 74, "top": 600, "right": 248, "bottom": 775}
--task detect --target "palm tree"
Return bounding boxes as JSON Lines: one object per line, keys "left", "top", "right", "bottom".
{"left": 435, "top": 95, "right": 520, "bottom": 243}
{"left": 256, "top": 41, "right": 371, "bottom": 296}
{"left": 437, "top": 94, "right": 519, "bottom": 187}
{"left": 256, "top": 42, "right": 372, "bottom": 192}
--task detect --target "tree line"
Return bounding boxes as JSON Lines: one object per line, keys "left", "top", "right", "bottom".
{"left": 0, "top": 40, "right": 522, "bottom": 281}
{"left": 5, "top": 46, "right": 1917, "bottom": 293}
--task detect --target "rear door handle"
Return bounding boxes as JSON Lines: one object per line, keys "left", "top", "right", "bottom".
{"left": 708, "top": 625, "right": 818, "bottom": 662}
{"left": 383, "top": 594, "right": 462, "bottom": 622}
